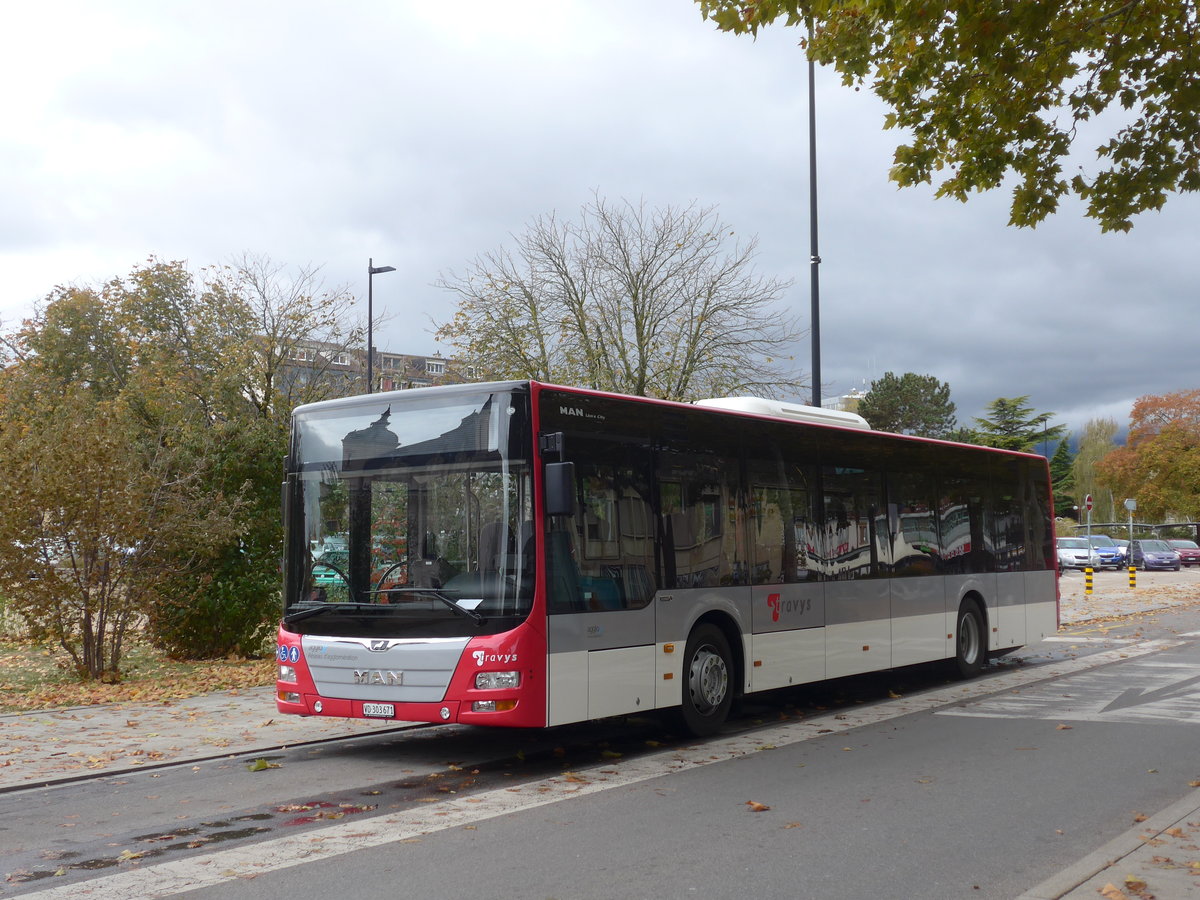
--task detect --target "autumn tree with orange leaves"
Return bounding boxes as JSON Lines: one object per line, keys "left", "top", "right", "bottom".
{"left": 1097, "top": 389, "right": 1200, "bottom": 522}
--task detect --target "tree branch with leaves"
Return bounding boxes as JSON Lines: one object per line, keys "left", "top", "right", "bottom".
{"left": 697, "top": 0, "right": 1200, "bottom": 231}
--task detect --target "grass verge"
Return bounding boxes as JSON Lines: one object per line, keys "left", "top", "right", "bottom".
{"left": 0, "top": 634, "right": 273, "bottom": 713}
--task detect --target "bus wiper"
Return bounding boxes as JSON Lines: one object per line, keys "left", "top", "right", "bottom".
{"left": 378, "top": 587, "right": 487, "bottom": 625}
{"left": 284, "top": 602, "right": 381, "bottom": 625}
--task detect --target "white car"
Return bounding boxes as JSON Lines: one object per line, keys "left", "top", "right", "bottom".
{"left": 1056, "top": 537, "right": 1100, "bottom": 571}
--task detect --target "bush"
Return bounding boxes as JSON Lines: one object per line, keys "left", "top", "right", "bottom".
{"left": 148, "top": 542, "right": 279, "bottom": 660}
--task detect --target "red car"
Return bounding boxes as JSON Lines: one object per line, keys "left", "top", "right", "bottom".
{"left": 1168, "top": 539, "right": 1200, "bottom": 567}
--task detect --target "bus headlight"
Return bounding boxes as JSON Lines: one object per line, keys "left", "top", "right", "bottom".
{"left": 475, "top": 671, "right": 520, "bottom": 690}
{"left": 279, "top": 665, "right": 297, "bottom": 682}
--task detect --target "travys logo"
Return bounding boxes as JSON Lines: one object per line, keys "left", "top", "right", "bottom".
{"left": 472, "top": 649, "right": 518, "bottom": 667}
{"left": 767, "top": 593, "right": 813, "bottom": 621}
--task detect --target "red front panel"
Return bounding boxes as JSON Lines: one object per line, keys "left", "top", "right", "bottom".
{"left": 275, "top": 620, "right": 548, "bottom": 728}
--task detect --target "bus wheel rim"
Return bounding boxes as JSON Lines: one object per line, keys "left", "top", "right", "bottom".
{"left": 689, "top": 646, "right": 728, "bottom": 714}
{"left": 959, "top": 612, "right": 980, "bottom": 663}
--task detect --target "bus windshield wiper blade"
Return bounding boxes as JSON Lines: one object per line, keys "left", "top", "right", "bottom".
{"left": 381, "top": 588, "right": 487, "bottom": 624}
{"left": 284, "top": 602, "right": 381, "bottom": 624}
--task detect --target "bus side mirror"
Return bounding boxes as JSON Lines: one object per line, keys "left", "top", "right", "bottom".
{"left": 544, "top": 462, "right": 576, "bottom": 517}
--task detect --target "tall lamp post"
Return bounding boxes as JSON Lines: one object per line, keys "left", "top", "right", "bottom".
{"left": 367, "top": 258, "right": 395, "bottom": 394}
{"left": 806, "top": 18, "right": 822, "bottom": 410}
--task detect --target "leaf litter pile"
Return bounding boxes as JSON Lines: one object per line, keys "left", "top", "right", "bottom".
{"left": 0, "top": 634, "right": 272, "bottom": 713}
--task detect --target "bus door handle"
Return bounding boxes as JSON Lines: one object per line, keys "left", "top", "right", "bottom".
{"left": 658, "top": 594, "right": 673, "bottom": 603}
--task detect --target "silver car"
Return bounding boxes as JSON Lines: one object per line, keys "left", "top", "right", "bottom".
{"left": 1056, "top": 537, "right": 1100, "bottom": 571}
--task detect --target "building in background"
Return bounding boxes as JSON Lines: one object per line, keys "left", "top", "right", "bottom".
{"left": 823, "top": 388, "right": 867, "bottom": 415}
{"left": 282, "top": 341, "right": 473, "bottom": 396}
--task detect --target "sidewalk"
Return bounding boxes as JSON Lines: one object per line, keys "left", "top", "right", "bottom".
{"left": 3, "top": 576, "right": 1199, "bottom": 898}
{"left": 0, "top": 685, "right": 414, "bottom": 791}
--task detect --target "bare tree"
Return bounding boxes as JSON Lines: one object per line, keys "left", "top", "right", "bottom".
{"left": 436, "top": 195, "right": 805, "bottom": 401}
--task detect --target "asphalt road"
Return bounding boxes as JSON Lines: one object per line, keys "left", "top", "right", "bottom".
{"left": 4, "top": 574, "right": 1200, "bottom": 900}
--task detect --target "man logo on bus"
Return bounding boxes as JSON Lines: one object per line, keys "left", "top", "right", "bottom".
{"left": 768, "top": 593, "right": 781, "bottom": 622}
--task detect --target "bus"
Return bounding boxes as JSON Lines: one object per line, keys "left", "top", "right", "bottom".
{"left": 277, "top": 381, "right": 1058, "bottom": 736}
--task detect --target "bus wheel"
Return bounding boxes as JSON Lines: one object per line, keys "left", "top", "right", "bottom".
{"left": 680, "top": 624, "right": 733, "bottom": 736}
{"left": 953, "top": 600, "right": 985, "bottom": 679}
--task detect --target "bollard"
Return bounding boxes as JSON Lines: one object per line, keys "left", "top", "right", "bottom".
{"left": 1085, "top": 566, "right": 1093, "bottom": 595}
{"left": 1129, "top": 566, "right": 1136, "bottom": 589}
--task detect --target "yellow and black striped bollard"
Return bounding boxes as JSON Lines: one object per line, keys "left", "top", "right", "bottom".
{"left": 1129, "top": 566, "right": 1136, "bottom": 589}
{"left": 1084, "top": 566, "right": 1093, "bottom": 595}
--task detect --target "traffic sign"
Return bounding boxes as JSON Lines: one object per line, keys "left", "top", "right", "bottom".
{"left": 1085, "top": 494, "right": 1093, "bottom": 511}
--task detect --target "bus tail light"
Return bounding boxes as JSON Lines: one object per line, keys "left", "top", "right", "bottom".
{"left": 475, "top": 671, "right": 521, "bottom": 689}
{"left": 472, "top": 699, "right": 518, "bottom": 712}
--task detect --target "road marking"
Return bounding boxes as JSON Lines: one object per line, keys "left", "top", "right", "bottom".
{"left": 1042, "top": 636, "right": 1135, "bottom": 644}
{"left": 941, "top": 649, "right": 1200, "bottom": 726}
{"left": 19, "top": 638, "right": 1178, "bottom": 900}
{"left": 1179, "top": 630, "right": 1200, "bottom": 637}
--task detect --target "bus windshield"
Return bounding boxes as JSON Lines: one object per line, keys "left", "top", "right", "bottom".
{"left": 284, "top": 387, "right": 534, "bottom": 638}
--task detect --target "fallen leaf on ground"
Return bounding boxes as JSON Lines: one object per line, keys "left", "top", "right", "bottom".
{"left": 746, "top": 800, "right": 770, "bottom": 812}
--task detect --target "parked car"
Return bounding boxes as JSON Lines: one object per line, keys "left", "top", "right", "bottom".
{"left": 1085, "top": 534, "right": 1125, "bottom": 570}
{"left": 1131, "top": 539, "right": 1181, "bottom": 571}
{"left": 1056, "top": 537, "right": 1100, "bottom": 571}
{"left": 1114, "top": 538, "right": 1130, "bottom": 563}
{"left": 1167, "top": 539, "right": 1200, "bottom": 567}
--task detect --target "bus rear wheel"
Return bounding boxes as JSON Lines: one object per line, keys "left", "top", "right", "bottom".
{"left": 952, "top": 600, "right": 985, "bottom": 679}
{"left": 679, "top": 624, "right": 733, "bottom": 737}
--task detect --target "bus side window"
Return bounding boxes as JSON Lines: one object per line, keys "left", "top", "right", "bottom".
{"left": 547, "top": 444, "right": 656, "bottom": 613}
{"left": 822, "top": 466, "right": 883, "bottom": 580}
{"left": 888, "top": 469, "right": 940, "bottom": 577}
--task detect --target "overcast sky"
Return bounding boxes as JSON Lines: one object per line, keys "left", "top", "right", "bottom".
{"left": 3, "top": 1, "right": 1196, "bottom": 446}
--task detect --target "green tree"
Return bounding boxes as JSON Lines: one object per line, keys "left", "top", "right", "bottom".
{"left": 1098, "top": 389, "right": 1200, "bottom": 521}
{"left": 435, "top": 194, "right": 804, "bottom": 401}
{"left": 1072, "top": 418, "right": 1120, "bottom": 522}
{"left": 118, "top": 257, "right": 362, "bottom": 659}
{"left": 1049, "top": 438, "right": 1076, "bottom": 519}
{"left": 697, "top": 0, "right": 1200, "bottom": 231}
{"left": 857, "top": 371, "right": 957, "bottom": 437}
{"left": 0, "top": 258, "right": 362, "bottom": 671}
{"left": 973, "top": 396, "right": 1066, "bottom": 452}
{"left": 0, "top": 319, "right": 237, "bottom": 678}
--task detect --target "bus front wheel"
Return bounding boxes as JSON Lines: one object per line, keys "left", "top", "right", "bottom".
{"left": 679, "top": 624, "right": 733, "bottom": 737}
{"left": 953, "top": 600, "right": 986, "bottom": 679}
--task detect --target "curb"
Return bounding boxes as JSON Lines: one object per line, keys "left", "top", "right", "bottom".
{"left": 1017, "top": 787, "right": 1200, "bottom": 899}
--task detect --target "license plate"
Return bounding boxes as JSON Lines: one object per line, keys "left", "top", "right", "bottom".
{"left": 362, "top": 703, "right": 395, "bottom": 718}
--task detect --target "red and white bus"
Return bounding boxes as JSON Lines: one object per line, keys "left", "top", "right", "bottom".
{"left": 277, "top": 381, "right": 1058, "bottom": 735}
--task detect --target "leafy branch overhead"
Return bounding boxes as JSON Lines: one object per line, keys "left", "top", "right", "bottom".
{"left": 697, "top": 0, "right": 1200, "bottom": 231}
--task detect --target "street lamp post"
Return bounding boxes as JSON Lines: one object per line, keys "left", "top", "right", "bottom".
{"left": 806, "top": 19, "right": 822, "bottom": 410}
{"left": 367, "top": 258, "right": 396, "bottom": 394}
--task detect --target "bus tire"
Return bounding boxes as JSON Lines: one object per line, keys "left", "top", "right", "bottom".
{"left": 679, "top": 624, "right": 733, "bottom": 737}
{"left": 952, "top": 600, "right": 986, "bottom": 679}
